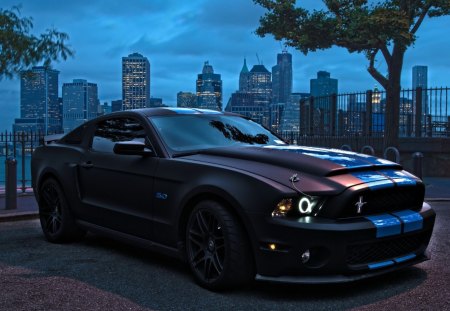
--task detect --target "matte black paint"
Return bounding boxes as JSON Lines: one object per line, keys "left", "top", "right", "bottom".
{"left": 32, "top": 108, "right": 436, "bottom": 284}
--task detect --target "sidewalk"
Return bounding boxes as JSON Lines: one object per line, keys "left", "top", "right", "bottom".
{"left": 0, "top": 177, "right": 449, "bottom": 222}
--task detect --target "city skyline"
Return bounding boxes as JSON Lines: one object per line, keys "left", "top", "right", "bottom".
{"left": 1, "top": 0, "right": 449, "bottom": 132}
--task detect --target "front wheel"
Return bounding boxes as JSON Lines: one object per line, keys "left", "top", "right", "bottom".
{"left": 186, "top": 200, "right": 254, "bottom": 290}
{"left": 38, "top": 178, "right": 85, "bottom": 243}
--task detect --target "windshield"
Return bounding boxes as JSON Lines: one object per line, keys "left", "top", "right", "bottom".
{"left": 150, "top": 114, "right": 286, "bottom": 153}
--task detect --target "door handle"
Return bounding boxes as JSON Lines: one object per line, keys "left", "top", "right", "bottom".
{"left": 80, "top": 161, "right": 94, "bottom": 169}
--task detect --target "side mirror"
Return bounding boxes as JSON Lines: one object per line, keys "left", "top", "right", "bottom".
{"left": 113, "top": 141, "right": 154, "bottom": 157}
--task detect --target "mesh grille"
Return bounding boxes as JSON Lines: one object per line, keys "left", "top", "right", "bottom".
{"left": 346, "top": 231, "right": 430, "bottom": 266}
{"left": 340, "top": 186, "right": 423, "bottom": 218}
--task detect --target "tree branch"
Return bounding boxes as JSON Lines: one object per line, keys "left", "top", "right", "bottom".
{"left": 367, "top": 49, "right": 388, "bottom": 89}
{"left": 411, "top": 4, "right": 432, "bottom": 34}
{"left": 378, "top": 41, "right": 392, "bottom": 67}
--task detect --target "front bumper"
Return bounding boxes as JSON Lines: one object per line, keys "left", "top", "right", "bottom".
{"left": 251, "top": 203, "right": 435, "bottom": 284}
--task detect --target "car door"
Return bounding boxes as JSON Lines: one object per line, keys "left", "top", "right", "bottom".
{"left": 77, "top": 116, "right": 158, "bottom": 239}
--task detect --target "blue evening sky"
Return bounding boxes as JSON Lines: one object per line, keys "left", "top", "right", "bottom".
{"left": 1, "top": 0, "right": 449, "bottom": 132}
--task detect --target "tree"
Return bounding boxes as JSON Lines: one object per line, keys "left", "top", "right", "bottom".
{"left": 254, "top": 0, "right": 449, "bottom": 148}
{"left": 0, "top": 6, "right": 74, "bottom": 79}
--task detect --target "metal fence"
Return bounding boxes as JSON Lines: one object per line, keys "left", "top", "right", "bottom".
{"left": 1, "top": 87, "right": 449, "bottom": 188}
{"left": 280, "top": 87, "right": 450, "bottom": 139}
{"left": 0, "top": 131, "right": 43, "bottom": 192}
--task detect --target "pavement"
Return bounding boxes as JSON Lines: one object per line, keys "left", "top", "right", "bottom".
{"left": 0, "top": 177, "right": 449, "bottom": 222}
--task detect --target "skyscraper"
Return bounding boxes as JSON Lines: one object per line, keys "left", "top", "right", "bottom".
{"left": 271, "top": 50, "right": 292, "bottom": 104}
{"left": 62, "top": 79, "right": 99, "bottom": 133}
{"left": 111, "top": 100, "right": 123, "bottom": 112}
{"left": 14, "top": 66, "right": 60, "bottom": 133}
{"left": 239, "top": 58, "right": 251, "bottom": 92}
{"left": 310, "top": 71, "right": 338, "bottom": 99}
{"left": 196, "top": 61, "right": 222, "bottom": 111}
{"left": 122, "top": 52, "right": 150, "bottom": 110}
{"left": 228, "top": 60, "right": 272, "bottom": 128}
{"left": 177, "top": 91, "right": 197, "bottom": 108}
{"left": 412, "top": 65, "right": 428, "bottom": 114}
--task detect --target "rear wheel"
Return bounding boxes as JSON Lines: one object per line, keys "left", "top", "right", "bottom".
{"left": 186, "top": 200, "right": 254, "bottom": 290}
{"left": 38, "top": 178, "right": 85, "bottom": 243}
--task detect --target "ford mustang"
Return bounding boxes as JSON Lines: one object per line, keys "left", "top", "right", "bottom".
{"left": 32, "top": 107, "right": 435, "bottom": 290}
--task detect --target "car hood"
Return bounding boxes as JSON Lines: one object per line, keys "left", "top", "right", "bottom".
{"left": 179, "top": 145, "right": 413, "bottom": 194}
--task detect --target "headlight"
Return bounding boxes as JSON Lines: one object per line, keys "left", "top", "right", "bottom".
{"left": 273, "top": 196, "right": 322, "bottom": 217}
{"left": 272, "top": 198, "right": 293, "bottom": 217}
{"left": 298, "top": 196, "right": 320, "bottom": 215}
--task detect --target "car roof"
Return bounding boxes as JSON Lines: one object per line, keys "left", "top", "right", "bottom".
{"left": 132, "top": 107, "right": 237, "bottom": 117}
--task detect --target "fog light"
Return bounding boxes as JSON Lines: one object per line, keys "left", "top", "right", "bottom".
{"left": 301, "top": 249, "right": 311, "bottom": 263}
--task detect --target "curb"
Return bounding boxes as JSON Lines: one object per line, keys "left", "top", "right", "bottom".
{"left": 425, "top": 198, "right": 450, "bottom": 202}
{"left": 0, "top": 211, "right": 39, "bottom": 222}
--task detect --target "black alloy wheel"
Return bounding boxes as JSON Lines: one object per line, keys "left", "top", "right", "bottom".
{"left": 40, "top": 180, "right": 63, "bottom": 235}
{"left": 186, "top": 200, "right": 254, "bottom": 290}
{"left": 38, "top": 178, "right": 85, "bottom": 243}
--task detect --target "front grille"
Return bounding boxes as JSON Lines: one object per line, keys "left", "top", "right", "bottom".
{"left": 339, "top": 186, "right": 424, "bottom": 218}
{"left": 346, "top": 231, "right": 431, "bottom": 266}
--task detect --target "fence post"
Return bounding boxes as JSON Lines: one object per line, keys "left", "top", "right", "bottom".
{"left": 412, "top": 152, "right": 424, "bottom": 179}
{"left": 331, "top": 94, "right": 337, "bottom": 136}
{"left": 365, "top": 90, "right": 373, "bottom": 136}
{"left": 5, "top": 157, "right": 17, "bottom": 210}
{"left": 308, "top": 96, "right": 315, "bottom": 136}
{"left": 426, "top": 115, "right": 432, "bottom": 137}
{"left": 21, "top": 132, "right": 26, "bottom": 193}
{"left": 415, "top": 87, "right": 422, "bottom": 137}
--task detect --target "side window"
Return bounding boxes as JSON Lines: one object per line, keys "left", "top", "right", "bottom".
{"left": 91, "top": 117, "right": 147, "bottom": 153}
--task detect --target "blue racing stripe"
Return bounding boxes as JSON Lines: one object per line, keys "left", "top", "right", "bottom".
{"left": 379, "top": 169, "right": 418, "bottom": 186}
{"left": 394, "top": 253, "right": 416, "bottom": 263}
{"left": 366, "top": 214, "right": 402, "bottom": 238}
{"left": 351, "top": 171, "right": 394, "bottom": 190}
{"left": 392, "top": 210, "right": 423, "bottom": 233}
{"left": 368, "top": 260, "right": 395, "bottom": 270}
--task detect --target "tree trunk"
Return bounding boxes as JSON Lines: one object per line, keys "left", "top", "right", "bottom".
{"left": 383, "top": 45, "right": 405, "bottom": 150}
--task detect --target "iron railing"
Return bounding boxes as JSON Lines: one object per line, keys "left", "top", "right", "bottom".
{"left": 279, "top": 87, "right": 450, "bottom": 139}
{"left": 0, "top": 131, "right": 43, "bottom": 192}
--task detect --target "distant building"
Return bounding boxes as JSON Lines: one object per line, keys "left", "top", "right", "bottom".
{"left": 228, "top": 60, "right": 272, "bottom": 128}
{"left": 272, "top": 50, "right": 292, "bottom": 105}
{"left": 310, "top": 71, "right": 338, "bottom": 99}
{"left": 99, "top": 102, "right": 112, "bottom": 115}
{"left": 177, "top": 92, "right": 197, "bottom": 108}
{"left": 122, "top": 52, "right": 150, "bottom": 110}
{"left": 14, "top": 66, "right": 60, "bottom": 133}
{"left": 280, "top": 92, "right": 310, "bottom": 133}
{"left": 111, "top": 99, "right": 122, "bottom": 112}
{"left": 196, "top": 61, "right": 222, "bottom": 111}
{"left": 412, "top": 65, "right": 428, "bottom": 114}
{"left": 148, "top": 97, "right": 165, "bottom": 108}
{"left": 239, "top": 58, "right": 251, "bottom": 92}
{"left": 62, "top": 79, "right": 99, "bottom": 133}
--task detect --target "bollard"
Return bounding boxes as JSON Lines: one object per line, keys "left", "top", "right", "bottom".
{"left": 413, "top": 152, "right": 424, "bottom": 180}
{"left": 5, "top": 157, "right": 17, "bottom": 210}
{"left": 361, "top": 145, "right": 375, "bottom": 156}
{"left": 340, "top": 144, "right": 352, "bottom": 151}
{"left": 384, "top": 147, "right": 400, "bottom": 163}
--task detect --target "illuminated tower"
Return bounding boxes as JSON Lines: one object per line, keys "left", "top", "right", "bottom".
{"left": 122, "top": 53, "right": 150, "bottom": 110}
{"left": 62, "top": 79, "right": 99, "bottom": 132}
{"left": 272, "top": 50, "right": 292, "bottom": 104}
{"left": 196, "top": 61, "right": 222, "bottom": 111}
{"left": 14, "top": 66, "right": 60, "bottom": 133}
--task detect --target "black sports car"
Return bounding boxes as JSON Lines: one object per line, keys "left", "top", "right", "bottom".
{"left": 32, "top": 108, "right": 435, "bottom": 290}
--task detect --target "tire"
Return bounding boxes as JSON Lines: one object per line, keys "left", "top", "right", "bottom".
{"left": 186, "top": 200, "right": 254, "bottom": 290}
{"left": 38, "top": 178, "right": 85, "bottom": 243}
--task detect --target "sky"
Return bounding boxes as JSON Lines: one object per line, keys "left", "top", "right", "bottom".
{"left": 1, "top": 0, "right": 449, "bottom": 132}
